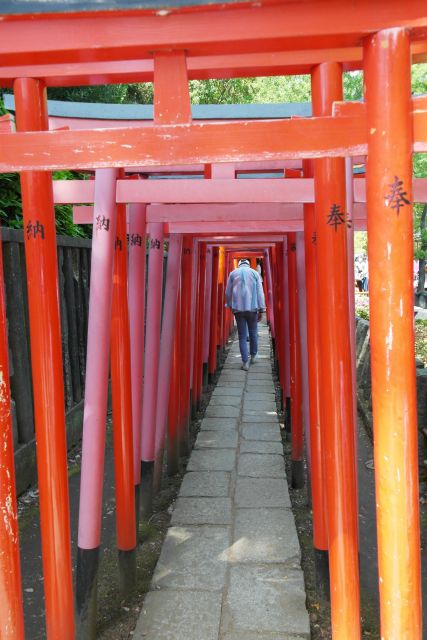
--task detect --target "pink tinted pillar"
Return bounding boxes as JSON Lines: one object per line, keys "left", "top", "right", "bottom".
{"left": 346, "top": 157, "right": 359, "bottom": 489}
{"left": 264, "top": 250, "right": 275, "bottom": 339}
{"left": 77, "top": 168, "right": 118, "bottom": 635}
{"left": 153, "top": 234, "right": 183, "bottom": 491}
{"left": 140, "top": 222, "right": 164, "bottom": 519}
{"left": 202, "top": 246, "right": 213, "bottom": 389}
{"left": 128, "top": 203, "right": 147, "bottom": 527}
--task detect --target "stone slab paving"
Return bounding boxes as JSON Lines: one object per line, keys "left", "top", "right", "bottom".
{"left": 133, "top": 324, "right": 310, "bottom": 640}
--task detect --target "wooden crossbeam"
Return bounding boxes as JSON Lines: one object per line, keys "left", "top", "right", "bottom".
{"left": 54, "top": 177, "right": 427, "bottom": 205}
{"left": 1, "top": 42, "right": 426, "bottom": 88}
{"left": 72, "top": 201, "right": 367, "bottom": 231}
{"left": 0, "top": 116, "right": 368, "bottom": 172}
{"left": 1, "top": 110, "right": 425, "bottom": 172}
{"left": 0, "top": 2, "right": 425, "bottom": 66}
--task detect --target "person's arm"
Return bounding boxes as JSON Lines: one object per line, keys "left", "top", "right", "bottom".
{"left": 225, "top": 272, "right": 233, "bottom": 308}
{"left": 255, "top": 271, "right": 266, "bottom": 312}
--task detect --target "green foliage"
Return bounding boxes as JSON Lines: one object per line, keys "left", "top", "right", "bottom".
{"left": 47, "top": 83, "right": 154, "bottom": 105}
{"left": 0, "top": 95, "right": 7, "bottom": 116}
{"left": 190, "top": 77, "right": 258, "bottom": 104}
{"left": 343, "top": 71, "right": 363, "bottom": 100}
{"left": 354, "top": 231, "right": 368, "bottom": 254}
{"left": 250, "top": 75, "right": 311, "bottom": 103}
{"left": 357, "top": 308, "right": 370, "bottom": 321}
{"left": 0, "top": 174, "right": 24, "bottom": 229}
{"left": 412, "top": 63, "right": 427, "bottom": 95}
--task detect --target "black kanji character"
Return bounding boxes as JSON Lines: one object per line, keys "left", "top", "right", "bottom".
{"left": 312, "top": 231, "right": 317, "bottom": 244}
{"left": 326, "top": 203, "right": 352, "bottom": 231}
{"left": 96, "top": 215, "right": 110, "bottom": 231}
{"left": 33, "top": 220, "right": 45, "bottom": 239}
{"left": 290, "top": 243, "right": 296, "bottom": 252}
{"left": 130, "top": 233, "right": 142, "bottom": 247}
{"left": 150, "top": 238, "right": 161, "bottom": 249}
{"left": 183, "top": 248, "right": 191, "bottom": 255}
{"left": 26, "top": 219, "right": 45, "bottom": 240}
{"left": 115, "top": 237, "right": 122, "bottom": 251}
{"left": 386, "top": 176, "right": 410, "bottom": 214}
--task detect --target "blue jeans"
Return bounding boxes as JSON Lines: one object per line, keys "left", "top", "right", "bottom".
{"left": 235, "top": 311, "right": 258, "bottom": 363}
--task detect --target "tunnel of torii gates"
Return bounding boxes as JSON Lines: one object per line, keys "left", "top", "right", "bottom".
{"left": 0, "top": 1, "right": 427, "bottom": 639}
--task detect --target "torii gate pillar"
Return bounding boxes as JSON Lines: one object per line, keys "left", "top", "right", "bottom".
{"left": 364, "top": 28, "right": 422, "bottom": 638}
{"left": 312, "top": 62, "right": 360, "bottom": 638}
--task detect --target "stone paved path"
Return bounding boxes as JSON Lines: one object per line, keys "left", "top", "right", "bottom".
{"left": 133, "top": 324, "right": 310, "bottom": 640}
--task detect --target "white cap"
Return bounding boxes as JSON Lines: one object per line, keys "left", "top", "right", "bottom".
{"left": 238, "top": 258, "right": 250, "bottom": 266}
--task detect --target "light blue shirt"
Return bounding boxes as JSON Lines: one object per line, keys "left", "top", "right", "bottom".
{"left": 225, "top": 264, "right": 266, "bottom": 312}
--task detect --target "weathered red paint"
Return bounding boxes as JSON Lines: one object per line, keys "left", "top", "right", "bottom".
{"left": 14, "top": 77, "right": 75, "bottom": 640}
{"left": 312, "top": 62, "right": 360, "bottom": 638}
{"left": 364, "top": 28, "right": 422, "bottom": 638}
{"left": 0, "top": 226, "right": 25, "bottom": 640}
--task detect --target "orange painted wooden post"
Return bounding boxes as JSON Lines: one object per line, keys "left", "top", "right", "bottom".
{"left": 168, "top": 283, "right": 181, "bottom": 476}
{"left": 208, "top": 247, "right": 220, "bottom": 380}
{"left": 364, "top": 28, "right": 422, "bottom": 638}
{"left": 287, "top": 233, "right": 304, "bottom": 488}
{"left": 312, "top": 62, "right": 360, "bottom": 638}
{"left": 302, "top": 158, "right": 329, "bottom": 594}
{"left": 0, "top": 226, "right": 25, "bottom": 640}
{"left": 179, "top": 236, "right": 193, "bottom": 453}
{"left": 14, "top": 77, "right": 75, "bottom": 640}
{"left": 110, "top": 200, "right": 136, "bottom": 595}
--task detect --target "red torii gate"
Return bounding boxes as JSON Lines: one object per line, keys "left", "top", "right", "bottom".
{"left": 0, "top": 2, "right": 426, "bottom": 639}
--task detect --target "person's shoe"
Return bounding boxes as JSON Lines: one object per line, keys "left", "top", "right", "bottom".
{"left": 241, "top": 361, "right": 249, "bottom": 371}
{"left": 250, "top": 353, "right": 259, "bottom": 364}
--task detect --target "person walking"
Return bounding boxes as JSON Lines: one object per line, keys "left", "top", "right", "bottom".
{"left": 225, "top": 258, "right": 266, "bottom": 371}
